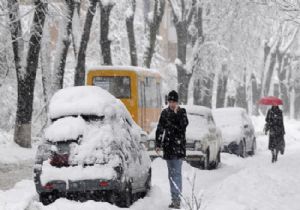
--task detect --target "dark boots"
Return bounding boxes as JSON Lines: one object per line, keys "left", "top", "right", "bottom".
{"left": 271, "top": 150, "right": 279, "bottom": 163}
{"left": 169, "top": 200, "right": 181, "bottom": 209}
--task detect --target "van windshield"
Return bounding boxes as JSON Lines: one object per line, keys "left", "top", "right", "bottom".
{"left": 93, "top": 76, "right": 131, "bottom": 98}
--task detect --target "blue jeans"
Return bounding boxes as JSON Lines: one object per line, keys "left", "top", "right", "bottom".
{"left": 166, "top": 159, "right": 183, "bottom": 202}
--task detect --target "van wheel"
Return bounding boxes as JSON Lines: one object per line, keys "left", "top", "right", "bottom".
{"left": 238, "top": 141, "right": 247, "bottom": 158}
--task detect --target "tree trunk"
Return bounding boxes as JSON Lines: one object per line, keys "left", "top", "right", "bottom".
{"left": 278, "top": 54, "right": 290, "bottom": 114}
{"left": 175, "top": 22, "right": 191, "bottom": 104}
{"left": 202, "top": 73, "right": 215, "bottom": 108}
{"left": 74, "top": 0, "right": 97, "bottom": 86}
{"left": 235, "top": 71, "right": 247, "bottom": 111}
{"left": 99, "top": 1, "right": 114, "bottom": 65}
{"left": 143, "top": 0, "right": 165, "bottom": 68}
{"left": 14, "top": 0, "right": 47, "bottom": 148}
{"left": 53, "top": 0, "right": 75, "bottom": 92}
{"left": 216, "top": 64, "right": 228, "bottom": 108}
{"left": 7, "top": 0, "right": 23, "bottom": 79}
{"left": 251, "top": 73, "right": 260, "bottom": 115}
{"left": 193, "top": 78, "right": 202, "bottom": 105}
{"left": 126, "top": 0, "right": 137, "bottom": 66}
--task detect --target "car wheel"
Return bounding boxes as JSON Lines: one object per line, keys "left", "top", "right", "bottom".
{"left": 202, "top": 150, "right": 210, "bottom": 170}
{"left": 238, "top": 141, "right": 247, "bottom": 158}
{"left": 119, "top": 183, "right": 132, "bottom": 208}
{"left": 248, "top": 138, "right": 256, "bottom": 156}
{"left": 39, "top": 193, "right": 57, "bottom": 205}
{"left": 189, "top": 160, "right": 201, "bottom": 169}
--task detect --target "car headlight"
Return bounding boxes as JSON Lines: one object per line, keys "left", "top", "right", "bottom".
{"left": 194, "top": 141, "right": 202, "bottom": 151}
{"left": 148, "top": 140, "right": 155, "bottom": 150}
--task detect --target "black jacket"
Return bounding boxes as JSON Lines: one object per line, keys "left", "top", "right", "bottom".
{"left": 265, "top": 106, "right": 285, "bottom": 153}
{"left": 155, "top": 107, "right": 189, "bottom": 159}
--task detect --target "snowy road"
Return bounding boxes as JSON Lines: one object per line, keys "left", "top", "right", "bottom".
{"left": 1, "top": 117, "right": 300, "bottom": 210}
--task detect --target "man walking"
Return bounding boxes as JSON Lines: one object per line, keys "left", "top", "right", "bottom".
{"left": 155, "top": 90, "right": 189, "bottom": 209}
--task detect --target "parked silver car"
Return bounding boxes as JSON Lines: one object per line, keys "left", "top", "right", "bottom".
{"left": 212, "top": 107, "right": 256, "bottom": 157}
{"left": 146, "top": 105, "right": 222, "bottom": 170}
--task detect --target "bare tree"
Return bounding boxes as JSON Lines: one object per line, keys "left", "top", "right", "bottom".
{"left": 52, "top": 0, "right": 75, "bottom": 92}
{"left": 143, "top": 0, "right": 165, "bottom": 68}
{"left": 126, "top": 0, "right": 138, "bottom": 66}
{"left": 99, "top": 0, "right": 115, "bottom": 65}
{"left": 8, "top": 0, "right": 47, "bottom": 148}
{"left": 74, "top": 0, "right": 97, "bottom": 86}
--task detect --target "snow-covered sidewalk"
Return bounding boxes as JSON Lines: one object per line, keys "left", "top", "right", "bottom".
{"left": 1, "top": 117, "right": 300, "bottom": 210}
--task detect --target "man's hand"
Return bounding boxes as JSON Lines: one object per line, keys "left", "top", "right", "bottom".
{"left": 174, "top": 105, "right": 179, "bottom": 114}
{"left": 155, "top": 147, "right": 161, "bottom": 155}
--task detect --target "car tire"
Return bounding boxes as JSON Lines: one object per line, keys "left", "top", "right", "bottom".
{"left": 248, "top": 138, "right": 256, "bottom": 156}
{"left": 119, "top": 182, "right": 132, "bottom": 208}
{"left": 145, "top": 169, "right": 152, "bottom": 192}
{"left": 238, "top": 141, "right": 247, "bottom": 158}
{"left": 210, "top": 150, "right": 221, "bottom": 170}
{"left": 39, "top": 192, "right": 56, "bottom": 206}
{"left": 202, "top": 150, "right": 210, "bottom": 170}
{"left": 189, "top": 160, "right": 201, "bottom": 169}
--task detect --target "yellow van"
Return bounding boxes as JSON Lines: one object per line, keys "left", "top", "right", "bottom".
{"left": 86, "top": 66, "right": 162, "bottom": 133}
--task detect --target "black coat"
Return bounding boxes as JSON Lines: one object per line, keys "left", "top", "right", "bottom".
{"left": 265, "top": 107, "right": 285, "bottom": 153}
{"left": 155, "top": 107, "right": 189, "bottom": 159}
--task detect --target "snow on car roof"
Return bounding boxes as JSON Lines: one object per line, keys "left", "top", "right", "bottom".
{"left": 44, "top": 116, "right": 85, "bottom": 142}
{"left": 180, "top": 105, "right": 212, "bottom": 116}
{"left": 212, "top": 107, "right": 247, "bottom": 124}
{"left": 49, "top": 86, "right": 125, "bottom": 120}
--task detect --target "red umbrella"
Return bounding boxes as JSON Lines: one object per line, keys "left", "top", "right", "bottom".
{"left": 258, "top": 96, "right": 283, "bottom": 106}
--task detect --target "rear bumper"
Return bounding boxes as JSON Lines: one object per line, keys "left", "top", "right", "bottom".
{"left": 35, "top": 178, "right": 122, "bottom": 194}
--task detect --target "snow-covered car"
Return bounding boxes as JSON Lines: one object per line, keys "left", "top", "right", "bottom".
{"left": 212, "top": 107, "right": 256, "bottom": 157}
{"left": 34, "top": 86, "right": 151, "bottom": 207}
{"left": 147, "top": 105, "right": 222, "bottom": 169}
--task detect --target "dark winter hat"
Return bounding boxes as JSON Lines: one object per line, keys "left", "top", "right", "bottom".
{"left": 168, "top": 90, "right": 179, "bottom": 102}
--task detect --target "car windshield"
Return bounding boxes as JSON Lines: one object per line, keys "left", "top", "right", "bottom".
{"left": 93, "top": 76, "right": 131, "bottom": 98}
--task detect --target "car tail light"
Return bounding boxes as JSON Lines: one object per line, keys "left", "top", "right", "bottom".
{"left": 50, "top": 153, "right": 69, "bottom": 167}
{"left": 43, "top": 183, "right": 54, "bottom": 190}
{"left": 99, "top": 181, "right": 109, "bottom": 187}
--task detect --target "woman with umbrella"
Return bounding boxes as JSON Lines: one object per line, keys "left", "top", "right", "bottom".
{"left": 259, "top": 96, "right": 285, "bottom": 163}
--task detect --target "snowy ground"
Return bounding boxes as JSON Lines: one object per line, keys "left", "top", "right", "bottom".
{"left": 1, "top": 116, "right": 300, "bottom": 210}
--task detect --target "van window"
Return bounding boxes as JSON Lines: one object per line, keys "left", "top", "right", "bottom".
{"left": 93, "top": 76, "right": 131, "bottom": 98}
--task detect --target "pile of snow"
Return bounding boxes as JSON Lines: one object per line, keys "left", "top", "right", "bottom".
{"left": 44, "top": 116, "right": 85, "bottom": 142}
{"left": 0, "top": 130, "right": 34, "bottom": 165}
{"left": 0, "top": 180, "right": 36, "bottom": 210}
{"left": 40, "top": 161, "right": 116, "bottom": 185}
{"left": 49, "top": 86, "right": 124, "bottom": 120}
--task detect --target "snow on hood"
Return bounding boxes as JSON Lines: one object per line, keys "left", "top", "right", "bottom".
{"left": 44, "top": 116, "right": 85, "bottom": 142}
{"left": 49, "top": 86, "right": 123, "bottom": 120}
